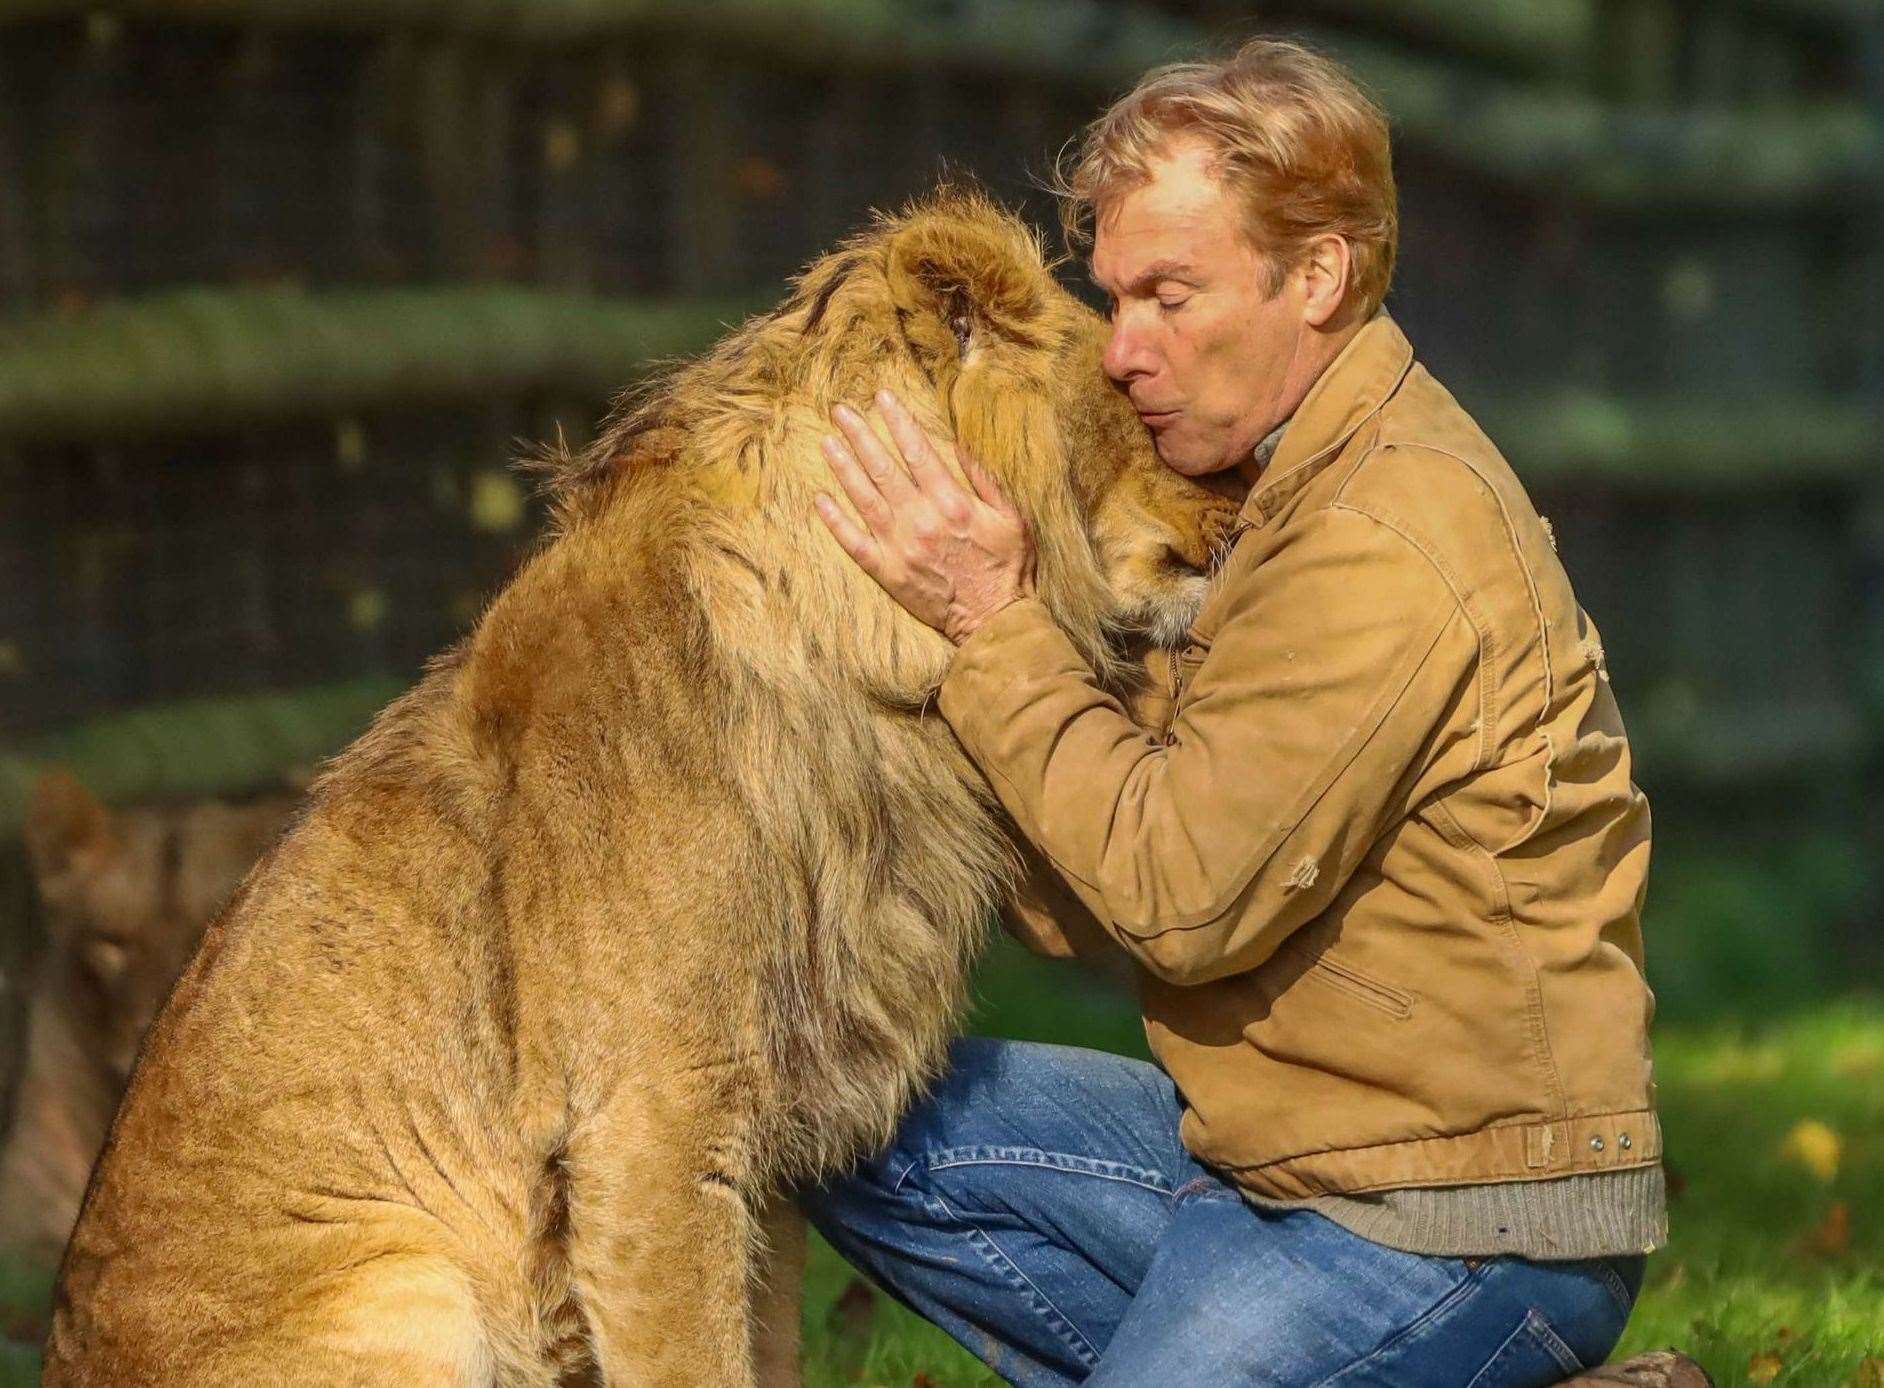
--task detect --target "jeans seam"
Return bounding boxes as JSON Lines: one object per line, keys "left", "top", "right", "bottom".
{"left": 1596, "top": 1259, "right": 1634, "bottom": 1318}
{"left": 1463, "top": 1311, "right": 1579, "bottom": 1388}
{"left": 921, "top": 1145, "right": 1175, "bottom": 1199}
{"left": 1520, "top": 1307, "right": 1587, "bottom": 1375}
{"left": 1311, "top": 1262, "right": 1488, "bottom": 1387}
{"left": 916, "top": 1186, "right": 1103, "bottom": 1370}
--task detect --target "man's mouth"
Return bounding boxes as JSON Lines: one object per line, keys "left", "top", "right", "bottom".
{"left": 1136, "top": 408, "right": 1179, "bottom": 428}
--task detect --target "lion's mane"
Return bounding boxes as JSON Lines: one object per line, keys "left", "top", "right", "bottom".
{"left": 310, "top": 193, "right": 1145, "bottom": 1185}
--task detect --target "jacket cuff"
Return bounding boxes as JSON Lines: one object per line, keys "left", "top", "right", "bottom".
{"left": 938, "top": 596, "right": 1086, "bottom": 749}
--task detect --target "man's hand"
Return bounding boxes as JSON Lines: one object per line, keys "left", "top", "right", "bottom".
{"left": 814, "top": 389, "right": 1036, "bottom": 646}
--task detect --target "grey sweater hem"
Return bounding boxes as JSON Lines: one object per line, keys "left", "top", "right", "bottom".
{"left": 1241, "top": 1163, "right": 1668, "bottom": 1261}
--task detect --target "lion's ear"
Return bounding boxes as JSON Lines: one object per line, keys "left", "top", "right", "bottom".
{"left": 885, "top": 211, "right": 1045, "bottom": 361}
{"left": 24, "top": 768, "right": 114, "bottom": 884}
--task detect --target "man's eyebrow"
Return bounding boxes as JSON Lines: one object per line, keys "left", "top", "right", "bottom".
{"left": 1093, "top": 259, "right": 1201, "bottom": 295}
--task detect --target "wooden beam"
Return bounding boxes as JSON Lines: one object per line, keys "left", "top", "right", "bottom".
{"left": 0, "top": 285, "right": 764, "bottom": 439}
{"left": 1473, "top": 393, "right": 1881, "bottom": 490}
{"left": 1322, "top": 29, "right": 1880, "bottom": 209}
{"left": 1632, "top": 694, "right": 1869, "bottom": 788}
{"left": 0, "top": 1, "right": 1876, "bottom": 208}
{"left": 0, "top": 677, "right": 400, "bottom": 837}
{"left": 0, "top": 664, "right": 1864, "bottom": 838}
{"left": 1730, "top": 0, "right": 1877, "bottom": 32}
{"left": 5, "top": 289, "right": 1872, "bottom": 490}
{"left": 1300, "top": 0, "right": 1595, "bottom": 80}
{"left": 0, "top": 0, "right": 1202, "bottom": 76}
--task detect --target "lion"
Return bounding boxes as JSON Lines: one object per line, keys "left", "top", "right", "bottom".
{"left": 44, "top": 191, "right": 1236, "bottom": 1386}
{"left": 0, "top": 772, "right": 292, "bottom": 1258}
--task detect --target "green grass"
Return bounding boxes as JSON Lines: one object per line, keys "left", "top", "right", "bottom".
{"left": 4, "top": 943, "right": 1877, "bottom": 1385}
{"left": 1611, "top": 1004, "right": 1883, "bottom": 1385}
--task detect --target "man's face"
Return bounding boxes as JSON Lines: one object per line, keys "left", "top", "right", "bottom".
{"left": 1091, "top": 134, "right": 1312, "bottom": 479}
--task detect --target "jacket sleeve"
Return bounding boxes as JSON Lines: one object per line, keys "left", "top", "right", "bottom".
{"left": 938, "top": 502, "right": 1477, "bottom": 986}
{"left": 997, "top": 829, "right": 1117, "bottom": 961}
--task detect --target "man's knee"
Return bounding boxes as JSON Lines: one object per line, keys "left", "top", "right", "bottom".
{"left": 875, "top": 1040, "right": 1187, "bottom": 1216}
{"left": 925, "top": 1037, "right": 1176, "bottom": 1138}
{"left": 799, "top": 1038, "right": 1173, "bottom": 1217}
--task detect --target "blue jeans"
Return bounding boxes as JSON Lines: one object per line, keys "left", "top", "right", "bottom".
{"left": 802, "top": 1038, "right": 1642, "bottom": 1386}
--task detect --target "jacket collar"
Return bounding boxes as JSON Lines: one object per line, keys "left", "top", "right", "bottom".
{"left": 1239, "top": 313, "right": 1415, "bottom": 529}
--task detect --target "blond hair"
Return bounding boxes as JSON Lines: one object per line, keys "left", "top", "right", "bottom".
{"left": 1057, "top": 37, "right": 1398, "bottom": 317}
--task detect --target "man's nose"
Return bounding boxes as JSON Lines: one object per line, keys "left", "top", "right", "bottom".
{"left": 1102, "top": 319, "right": 1153, "bottom": 383}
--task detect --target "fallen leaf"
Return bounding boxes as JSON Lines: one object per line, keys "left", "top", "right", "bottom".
{"left": 1846, "top": 1356, "right": 1884, "bottom": 1388}
{"left": 827, "top": 1276, "right": 876, "bottom": 1339}
{"left": 912, "top": 1376, "right": 939, "bottom": 1388}
{"left": 1793, "top": 1201, "right": 1851, "bottom": 1258}
{"left": 1748, "top": 1350, "right": 1784, "bottom": 1384}
{"left": 1665, "top": 1160, "right": 1688, "bottom": 1202}
{"left": 1780, "top": 1118, "right": 1843, "bottom": 1182}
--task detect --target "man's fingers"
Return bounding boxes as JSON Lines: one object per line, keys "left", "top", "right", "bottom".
{"left": 959, "top": 445, "right": 1016, "bottom": 516}
{"left": 833, "top": 402, "right": 915, "bottom": 503}
{"left": 821, "top": 432, "right": 894, "bottom": 529}
{"left": 813, "top": 493, "right": 889, "bottom": 578}
{"left": 876, "top": 390, "right": 960, "bottom": 500}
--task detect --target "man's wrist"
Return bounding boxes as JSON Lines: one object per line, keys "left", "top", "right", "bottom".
{"left": 946, "top": 582, "right": 1038, "bottom": 646}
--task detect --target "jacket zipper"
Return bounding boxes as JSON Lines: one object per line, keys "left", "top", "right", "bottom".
{"left": 1160, "top": 646, "right": 1185, "bottom": 746}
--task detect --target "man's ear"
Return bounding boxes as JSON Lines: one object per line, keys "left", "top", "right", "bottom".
{"left": 24, "top": 768, "right": 114, "bottom": 884}
{"left": 1299, "top": 232, "right": 1355, "bottom": 329}
{"left": 885, "top": 207, "right": 1046, "bottom": 369}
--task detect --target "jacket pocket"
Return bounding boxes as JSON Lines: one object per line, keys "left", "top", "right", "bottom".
{"left": 1304, "top": 950, "right": 1416, "bottom": 1020}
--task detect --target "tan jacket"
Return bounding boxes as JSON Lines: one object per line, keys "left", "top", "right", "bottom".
{"left": 939, "top": 315, "right": 1660, "bottom": 1200}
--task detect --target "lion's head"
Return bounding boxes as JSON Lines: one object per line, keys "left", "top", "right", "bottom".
{"left": 20, "top": 771, "right": 289, "bottom": 1091}
{"left": 867, "top": 192, "right": 1238, "bottom": 655}
{"left": 547, "top": 190, "right": 1236, "bottom": 698}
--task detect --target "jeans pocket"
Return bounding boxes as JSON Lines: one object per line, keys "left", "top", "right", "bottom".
{"left": 1465, "top": 1308, "right": 1585, "bottom": 1388}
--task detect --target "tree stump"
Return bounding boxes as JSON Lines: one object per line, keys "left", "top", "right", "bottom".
{"left": 1564, "top": 1351, "right": 1714, "bottom": 1386}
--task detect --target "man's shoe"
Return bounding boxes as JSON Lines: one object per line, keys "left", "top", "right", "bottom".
{"left": 1564, "top": 1351, "right": 1714, "bottom": 1386}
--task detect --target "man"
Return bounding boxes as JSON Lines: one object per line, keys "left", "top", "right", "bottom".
{"left": 806, "top": 39, "right": 1664, "bottom": 1386}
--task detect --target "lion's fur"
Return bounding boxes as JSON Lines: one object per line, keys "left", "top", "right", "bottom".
{"left": 45, "top": 191, "right": 1233, "bottom": 1387}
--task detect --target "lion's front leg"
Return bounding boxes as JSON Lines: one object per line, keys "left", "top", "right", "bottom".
{"left": 750, "top": 1197, "right": 806, "bottom": 1388}
{"left": 561, "top": 1102, "right": 760, "bottom": 1388}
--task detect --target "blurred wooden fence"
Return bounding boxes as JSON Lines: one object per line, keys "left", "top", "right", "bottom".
{"left": 0, "top": 0, "right": 1879, "bottom": 858}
